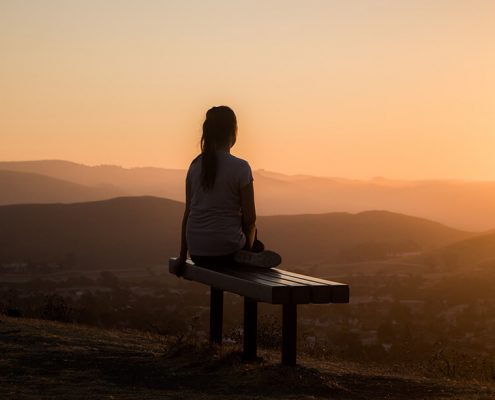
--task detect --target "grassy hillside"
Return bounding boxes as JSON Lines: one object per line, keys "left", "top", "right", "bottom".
{"left": 0, "top": 315, "right": 491, "bottom": 400}
{"left": 0, "top": 170, "right": 124, "bottom": 205}
{"left": 0, "top": 197, "right": 472, "bottom": 268}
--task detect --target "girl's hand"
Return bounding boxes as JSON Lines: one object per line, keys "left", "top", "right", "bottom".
{"left": 173, "top": 256, "right": 187, "bottom": 277}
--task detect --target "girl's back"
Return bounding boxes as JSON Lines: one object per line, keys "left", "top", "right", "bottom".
{"left": 186, "top": 151, "right": 253, "bottom": 256}
{"left": 174, "top": 105, "right": 280, "bottom": 274}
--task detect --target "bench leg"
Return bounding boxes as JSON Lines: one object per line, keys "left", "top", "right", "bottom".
{"left": 243, "top": 297, "right": 258, "bottom": 361}
{"left": 282, "top": 303, "right": 297, "bottom": 366}
{"left": 210, "top": 287, "right": 223, "bottom": 344}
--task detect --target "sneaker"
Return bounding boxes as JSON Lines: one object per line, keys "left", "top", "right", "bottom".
{"left": 234, "top": 250, "right": 282, "bottom": 268}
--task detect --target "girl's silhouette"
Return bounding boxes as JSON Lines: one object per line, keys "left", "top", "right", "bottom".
{"left": 175, "top": 106, "right": 281, "bottom": 275}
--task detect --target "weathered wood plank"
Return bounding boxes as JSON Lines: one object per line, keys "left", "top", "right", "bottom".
{"left": 211, "top": 265, "right": 346, "bottom": 304}
{"left": 169, "top": 259, "right": 290, "bottom": 303}
{"left": 253, "top": 269, "right": 332, "bottom": 303}
{"left": 209, "top": 266, "right": 297, "bottom": 288}
{"left": 169, "top": 258, "right": 349, "bottom": 304}
{"left": 272, "top": 268, "right": 350, "bottom": 303}
{"left": 212, "top": 266, "right": 312, "bottom": 304}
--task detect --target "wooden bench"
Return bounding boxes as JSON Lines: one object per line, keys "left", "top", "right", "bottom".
{"left": 169, "top": 258, "right": 349, "bottom": 365}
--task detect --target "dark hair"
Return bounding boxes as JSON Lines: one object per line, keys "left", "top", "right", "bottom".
{"left": 200, "top": 106, "right": 237, "bottom": 190}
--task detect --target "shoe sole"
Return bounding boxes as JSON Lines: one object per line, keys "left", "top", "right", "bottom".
{"left": 234, "top": 250, "right": 282, "bottom": 268}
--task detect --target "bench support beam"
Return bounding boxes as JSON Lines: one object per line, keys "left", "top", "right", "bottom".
{"left": 243, "top": 297, "right": 258, "bottom": 361}
{"left": 282, "top": 303, "right": 297, "bottom": 366}
{"left": 210, "top": 287, "right": 223, "bottom": 344}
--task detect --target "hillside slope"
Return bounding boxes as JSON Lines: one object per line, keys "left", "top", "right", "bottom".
{"left": 0, "top": 315, "right": 491, "bottom": 400}
{"left": 0, "top": 196, "right": 183, "bottom": 268}
{"left": 258, "top": 210, "right": 472, "bottom": 264}
{"left": 431, "top": 231, "right": 495, "bottom": 269}
{"left": 0, "top": 197, "right": 472, "bottom": 268}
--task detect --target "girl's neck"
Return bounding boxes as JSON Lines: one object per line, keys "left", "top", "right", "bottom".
{"left": 216, "top": 144, "right": 231, "bottom": 153}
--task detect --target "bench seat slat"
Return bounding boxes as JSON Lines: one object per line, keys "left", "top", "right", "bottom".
{"left": 169, "top": 258, "right": 349, "bottom": 304}
{"left": 170, "top": 260, "right": 291, "bottom": 303}
{"left": 212, "top": 266, "right": 312, "bottom": 304}
{"left": 247, "top": 269, "right": 332, "bottom": 303}
{"left": 208, "top": 266, "right": 300, "bottom": 287}
{"left": 272, "top": 268, "right": 350, "bottom": 303}
{"left": 272, "top": 268, "right": 342, "bottom": 285}
{"left": 212, "top": 265, "right": 347, "bottom": 304}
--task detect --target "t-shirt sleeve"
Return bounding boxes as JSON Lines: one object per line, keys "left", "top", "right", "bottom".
{"left": 186, "top": 165, "right": 192, "bottom": 184}
{"left": 186, "top": 158, "right": 198, "bottom": 195}
{"left": 239, "top": 160, "right": 254, "bottom": 190}
{"left": 186, "top": 156, "right": 200, "bottom": 185}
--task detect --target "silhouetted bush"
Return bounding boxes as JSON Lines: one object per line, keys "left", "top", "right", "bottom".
{"left": 6, "top": 308, "right": 22, "bottom": 318}
{"left": 41, "top": 294, "right": 73, "bottom": 322}
{"left": 257, "top": 315, "right": 282, "bottom": 349}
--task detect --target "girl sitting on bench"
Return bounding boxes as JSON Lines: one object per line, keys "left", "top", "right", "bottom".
{"left": 174, "top": 106, "right": 281, "bottom": 275}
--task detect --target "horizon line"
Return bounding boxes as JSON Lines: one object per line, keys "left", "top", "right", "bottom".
{"left": 1, "top": 158, "right": 494, "bottom": 183}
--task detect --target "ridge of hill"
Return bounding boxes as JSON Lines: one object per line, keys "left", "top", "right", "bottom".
{"left": 0, "top": 315, "right": 491, "bottom": 399}
{"left": 2, "top": 160, "right": 495, "bottom": 230}
{"left": 258, "top": 210, "right": 472, "bottom": 264}
{"left": 0, "top": 196, "right": 473, "bottom": 268}
{"left": 0, "top": 196, "right": 183, "bottom": 269}
{"left": 0, "top": 169, "right": 124, "bottom": 205}
{"left": 0, "top": 160, "right": 186, "bottom": 201}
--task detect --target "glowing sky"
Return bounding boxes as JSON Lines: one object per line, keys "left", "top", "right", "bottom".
{"left": 1, "top": 1, "right": 494, "bottom": 179}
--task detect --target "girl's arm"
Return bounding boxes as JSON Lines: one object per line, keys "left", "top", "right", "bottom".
{"left": 175, "top": 177, "right": 191, "bottom": 275}
{"left": 240, "top": 181, "right": 256, "bottom": 250}
{"left": 179, "top": 205, "right": 190, "bottom": 260}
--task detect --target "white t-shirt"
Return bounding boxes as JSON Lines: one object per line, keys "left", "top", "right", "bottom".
{"left": 186, "top": 151, "right": 253, "bottom": 256}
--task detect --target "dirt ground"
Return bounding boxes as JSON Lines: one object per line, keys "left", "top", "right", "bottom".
{"left": 0, "top": 315, "right": 492, "bottom": 400}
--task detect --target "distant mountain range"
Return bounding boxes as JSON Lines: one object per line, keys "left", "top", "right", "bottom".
{"left": 2, "top": 159, "right": 495, "bottom": 230}
{"left": 0, "top": 160, "right": 185, "bottom": 201}
{"left": 0, "top": 170, "right": 124, "bottom": 205}
{"left": 0, "top": 197, "right": 473, "bottom": 269}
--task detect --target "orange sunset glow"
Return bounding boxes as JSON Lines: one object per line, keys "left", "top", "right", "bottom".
{"left": 3, "top": 2, "right": 495, "bottom": 397}
{"left": 2, "top": 1, "right": 494, "bottom": 180}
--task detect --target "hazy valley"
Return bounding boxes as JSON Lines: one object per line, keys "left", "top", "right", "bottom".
{"left": 3, "top": 160, "right": 495, "bottom": 230}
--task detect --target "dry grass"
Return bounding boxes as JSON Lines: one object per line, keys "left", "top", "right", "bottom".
{"left": 0, "top": 315, "right": 492, "bottom": 400}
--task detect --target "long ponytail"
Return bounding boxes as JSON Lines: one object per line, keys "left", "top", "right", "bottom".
{"left": 200, "top": 106, "right": 237, "bottom": 191}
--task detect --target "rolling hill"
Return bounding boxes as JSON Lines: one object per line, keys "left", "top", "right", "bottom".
{"left": 0, "top": 160, "right": 185, "bottom": 201}
{"left": 0, "top": 196, "right": 183, "bottom": 269}
{"left": 429, "top": 231, "right": 495, "bottom": 270}
{"left": 258, "top": 210, "right": 472, "bottom": 265}
{"left": 2, "top": 160, "right": 495, "bottom": 230}
{"left": 0, "top": 170, "right": 124, "bottom": 205}
{"left": 0, "top": 197, "right": 473, "bottom": 268}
